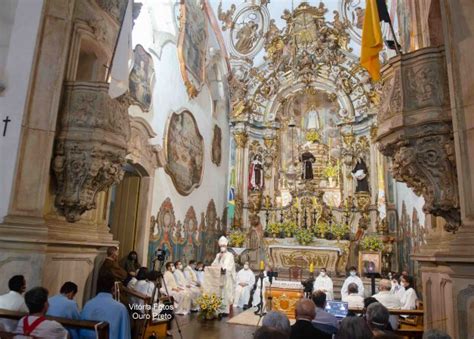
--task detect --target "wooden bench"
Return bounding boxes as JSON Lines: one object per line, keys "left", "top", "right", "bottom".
{"left": 0, "top": 308, "right": 109, "bottom": 339}
{"left": 349, "top": 308, "right": 424, "bottom": 338}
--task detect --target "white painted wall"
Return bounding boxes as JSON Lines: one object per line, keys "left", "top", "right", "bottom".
{"left": 394, "top": 181, "right": 426, "bottom": 227}
{"left": 0, "top": 0, "right": 44, "bottom": 222}
{"left": 131, "top": 0, "right": 230, "bottom": 226}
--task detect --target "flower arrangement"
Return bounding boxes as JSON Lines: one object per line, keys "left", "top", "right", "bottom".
{"left": 229, "top": 230, "right": 246, "bottom": 247}
{"left": 314, "top": 221, "right": 329, "bottom": 238}
{"left": 332, "top": 223, "right": 351, "bottom": 240}
{"left": 360, "top": 235, "right": 384, "bottom": 252}
{"left": 266, "top": 222, "right": 282, "bottom": 237}
{"left": 196, "top": 294, "right": 222, "bottom": 320}
{"left": 305, "top": 130, "right": 320, "bottom": 143}
{"left": 282, "top": 221, "right": 298, "bottom": 237}
{"left": 295, "top": 228, "right": 314, "bottom": 245}
{"left": 323, "top": 161, "right": 340, "bottom": 178}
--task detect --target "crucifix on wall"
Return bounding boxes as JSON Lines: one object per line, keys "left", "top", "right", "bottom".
{"left": 2, "top": 116, "right": 11, "bottom": 136}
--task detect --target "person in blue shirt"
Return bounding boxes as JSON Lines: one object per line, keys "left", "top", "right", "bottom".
{"left": 80, "top": 274, "right": 131, "bottom": 339}
{"left": 47, "top": 282, "right": 80, "bottom": 339}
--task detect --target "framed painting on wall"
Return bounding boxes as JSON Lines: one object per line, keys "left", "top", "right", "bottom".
{"left": 164, "top": 110, "right": 204, "bottom": 195}
{"left": 358, "top": 251, "right": 382, "bottom": 276}
{"left": 177, "top": 0, "right": 208, "bottom": 98}
{"left": 129, "top": 44, "right": 155, "bottom": 111}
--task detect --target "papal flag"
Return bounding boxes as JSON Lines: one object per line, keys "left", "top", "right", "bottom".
{"left": 360, "top": 0, "right": 391, "bottom": 81}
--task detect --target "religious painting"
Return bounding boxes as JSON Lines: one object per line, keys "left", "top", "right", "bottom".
{"left": 211, "top": 124, "right": 222, "bottom": 166}
{"left": 230, "top": 6, "right": 265, "bottom": 57}
{"left": 148, "top": 197, "right": 175, "bottom": 266}
{"left": 178, "top": 0, "right": 208, "bottom": 98}
{"left": 358, "top": 251, "right": 382, "bottom": 275}
{"left": 129, "top": 44, "right": 154, "bottom": 111}
{"left": 164, "top": 110, "right": 204, "bottom": 196}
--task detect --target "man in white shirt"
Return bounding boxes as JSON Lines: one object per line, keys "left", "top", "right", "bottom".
{"left": 343, "top": 283, "right": 365, "bottom": 309}
{"left": 15, "top": 287, "right": 68, "bottom": 339}
{"left": 373, "top": 279, "right": 401, "bottom": 329}
{"left": 313, "top": 268, "right": 334, "bottom": 300}
{"left": 174, "top": 260, "right": 200, "bottom": 311}
{"left": 0, "top": 275, "right": 28, "bottom": 332}
{"left": 234, "top": 261, "right": 255, "bottom": 308}
{"left": 341, "top": 266, "right": 365, "bottom": 299}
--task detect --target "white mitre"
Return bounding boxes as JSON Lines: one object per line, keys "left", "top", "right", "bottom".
{"left": 218, "top": 236, "right": 229, "bottom": 246}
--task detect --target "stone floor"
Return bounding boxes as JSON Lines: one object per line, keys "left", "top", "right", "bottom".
{"left": 169, "top": 310, "right": 257, "bottom": 339}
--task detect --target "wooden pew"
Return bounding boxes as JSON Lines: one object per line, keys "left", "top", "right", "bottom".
{"left": 349, "top": 308, "right": 424, "bottom": 338}
{"left": 0, "top": 308, "right": 109, "bottom": 338}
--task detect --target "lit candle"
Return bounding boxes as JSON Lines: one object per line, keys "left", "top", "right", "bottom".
{"left": 309, "top": 262, "right": 314, "bottom": 273}
{"left": 260, "top": 260, "right": 265, "bottom": 270}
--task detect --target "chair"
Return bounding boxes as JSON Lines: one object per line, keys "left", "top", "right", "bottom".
{"left": 288, "top": 266, "right": 303, "bottom": 281}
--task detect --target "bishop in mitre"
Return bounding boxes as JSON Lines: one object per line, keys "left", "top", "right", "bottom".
{"left": 313, "top": 268, "right": 334, "bottom": 300}
{"left": 212, "top": 236, "right": 236, "bottom": 315}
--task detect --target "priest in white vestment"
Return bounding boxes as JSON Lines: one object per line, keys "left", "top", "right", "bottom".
{"left": 313, "top": 268, "right": 334, "bottom": 300}
{"left": 212, "top": 236, "right": 236, "bottom": 315}
{"left": 234, "top": 262, "right": 255, "bottom": 308}
{"left": 341, "top": 266, "right": 365, "bottom": 299}
{"left": 184, "top": 260, "right": 201, "bottom": 288}
{"left": 174, "top": 260, "right": 200, "bottom": 311}
{"left": 160, "top": 262, "right": 192, "bottom": 315}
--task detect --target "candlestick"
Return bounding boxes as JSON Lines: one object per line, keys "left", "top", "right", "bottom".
{"left": 260, "top": 260, "right": 264, "bottom": 270}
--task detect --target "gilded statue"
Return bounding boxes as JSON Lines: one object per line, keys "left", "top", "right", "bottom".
{"left": 235, "top": 21, "right": 259, "bottom": 54}
{"left": 217, "top": 2, "right": 236, "bottom": 31}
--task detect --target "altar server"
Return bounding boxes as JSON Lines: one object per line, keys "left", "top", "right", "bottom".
{"left": 341, "top": 266, "right": 365, "bottom": 300}
{"left": 234, "top": 261, "right": 256, "bottom": 308}
{"left": 212, "top": 236, "right": 236, "bottom": 315}
{"left": 313, "top": 268, "right": 334, "bottom": 300}
{"left": 195, "top": 262, "right": 205, "bottom": 286}
{"left": 400, "top": 275, "right": 418, "bottom": 310}
{"left": 160, "top": 262, "right": 192, "bottom": 315}
{"left": 184, "top": 260, "right": 201, "bottom": 288}
{"left": 174, "top": 260, "right": 200, "bottom": 310}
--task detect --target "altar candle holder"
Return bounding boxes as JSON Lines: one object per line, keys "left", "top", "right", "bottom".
{"left": 265, "top": 208, "right": 270, "bottom": 227}
{"left": 295, "top": 208, "right": 299, "bottom": 226}
{"left": 311, "top": 209, "right": 317, "bottom": 227}
{"left": 303, "top": 207, "right": 308, "bottom": 229}
{"left": 280, "top": 209, "right": 284, "bottom": 223}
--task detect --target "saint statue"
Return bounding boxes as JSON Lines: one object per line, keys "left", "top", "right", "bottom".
{"left": 306, "top": 108, "right": 320, "bottom": 130}
{"left": 249, "top": 154, "right": 264, "bottom": 191}
{"left": 300, "top": 147, "right": 316, "bottom": 180}
{"left": 352, "top": 159, "right": 369, "bottom": 192}
{"left": 235, "top": 21, "right": 259, "bottom": 54}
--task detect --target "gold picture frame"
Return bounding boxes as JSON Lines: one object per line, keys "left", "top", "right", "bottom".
{"left": 177, "top": 0, "right": 209, "bottom": 98}
{"left": 358, "top": 251, "right": 382, "bottom": 276}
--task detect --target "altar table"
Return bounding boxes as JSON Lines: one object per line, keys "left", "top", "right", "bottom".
{"left": 264, "top": 237, "right": 350, "bottom": 276}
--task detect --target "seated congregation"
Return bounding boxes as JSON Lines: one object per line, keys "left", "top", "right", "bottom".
{"left": 0, "top": 244, "right": 443, "bottom": 339}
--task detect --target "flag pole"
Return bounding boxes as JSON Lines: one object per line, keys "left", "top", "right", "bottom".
{"left": 388, "top": 20, "right": 401, "bottom": 55}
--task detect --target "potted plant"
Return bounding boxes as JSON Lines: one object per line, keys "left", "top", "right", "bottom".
{"left": 314, "top": 221, "right": 329, "bottom": 238}
{"left": 282, "top": 221, "right": 298, "bottom": 237}
{"left": 332, "top": 223, "right": 351, "bottom": 241}
{"left": 322, "top": 162, "right": 340, "bottom": 187}
{"left": 196, "top": 294, "right": 222, "bottom": 320}
{"left": 266, "top": 222, "right": 282, "bottom": 238}
{"left": 295, "top": 228, "right": 313, "bottom": 245}
{"left": 229, "top": 230, "right": 246, "bottom": 247}
{"left": 360, "top": 235, "right": 384, "bottom": 252}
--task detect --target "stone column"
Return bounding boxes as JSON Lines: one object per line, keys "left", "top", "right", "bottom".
{"left": 232, "top": 130, "right": 248, "bottom": 228}
{"left": 3, "top": 0, "right": 75, "bottom": 226}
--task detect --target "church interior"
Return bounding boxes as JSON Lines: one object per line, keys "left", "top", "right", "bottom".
{"left": 0, "top": 0, "right": 473, "bottom": 338}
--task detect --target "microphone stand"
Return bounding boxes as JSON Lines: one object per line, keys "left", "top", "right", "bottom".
{"left": 254, "top": 270, "right": 266, "bottom": 324}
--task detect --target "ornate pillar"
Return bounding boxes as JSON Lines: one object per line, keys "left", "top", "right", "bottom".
{"left": 376, "top": 46, "right": 459, "bottom": 233}
{"left": 232, "top": 130, "right": 248, "bottom": 228}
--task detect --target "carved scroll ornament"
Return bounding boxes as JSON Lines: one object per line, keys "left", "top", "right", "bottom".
{"left": 52, "top": 82, "right": 130, "bottom": 222}
{"left": 376, "top": 47, "right": 460, "bottom": 232}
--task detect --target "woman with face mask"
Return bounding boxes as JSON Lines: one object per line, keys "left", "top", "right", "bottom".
{"left": 313, "top": 268, "right": 334, "bottom": 300}
{"left": 399, "top": 275, "right": 418, "bottom": 310}
{"left": 341, "top": 266, "right": 365, "bottom": 300}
